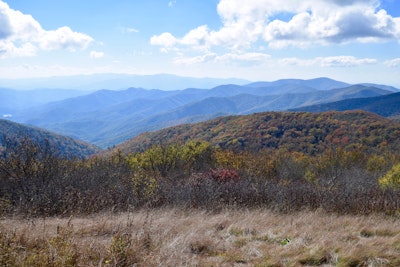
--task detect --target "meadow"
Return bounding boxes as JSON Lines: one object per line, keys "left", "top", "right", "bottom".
{"left": 1, "top": 208, "right": 400, "bottom": 266}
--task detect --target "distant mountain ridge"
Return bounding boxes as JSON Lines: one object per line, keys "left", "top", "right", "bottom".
{"left": 0, "top": 73, "right": 250, "bottom": 91}
{"left": 4, "top": 77, "right": 399, "bottom": 148}
{"left": 291, "top": 92, "right": 400, "bottom": 117}
{"left": 0, "top": 88, "right": 90, "bottom": 116}
{"left": 245, "top": 77, "right": 350, "bottom": 90}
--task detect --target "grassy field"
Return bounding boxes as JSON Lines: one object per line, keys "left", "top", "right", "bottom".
{"left": 1, "top": 209, "right": 400, "bottom": 266}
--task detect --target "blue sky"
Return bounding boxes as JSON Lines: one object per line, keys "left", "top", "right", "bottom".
{"left": 1, "top": 0, "right": 400, "bottom": 86}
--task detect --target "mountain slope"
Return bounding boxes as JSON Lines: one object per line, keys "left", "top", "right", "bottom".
{"left": 0, "top": 119, "right": 100, "bottom": 158}
{"left": 237, "top": 84, "right": 390, "bottom": 113}
{"left": 12, "top": 88, "right": 174, "bottom": 123}
{"left": 291, "top": 92, "right": 400, "bottom": 117}
{"left": 116, "top": 110, "right": 400, "bottom": 155}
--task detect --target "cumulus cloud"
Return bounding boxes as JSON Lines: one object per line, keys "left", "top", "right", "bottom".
{"left": 150, "top": 0, "right": 400, "bottom": 51}
{"left": 0, "top": 0, "right": 93, "bottom": 58}
{"left": 90, "top": 50, "right": 104, "bottom": 59}
{"left": 322, "top": 0, "right": 379, "bottom": 7}
{"left": 150, "top": 32, "right": 177, "bottom": 48}
{"left": 40, "top": 26, "right": 93, "bottom": 51}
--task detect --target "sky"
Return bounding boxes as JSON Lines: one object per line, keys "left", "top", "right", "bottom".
{"left": 1, "top": 0, "right": 400, "bottom": 87}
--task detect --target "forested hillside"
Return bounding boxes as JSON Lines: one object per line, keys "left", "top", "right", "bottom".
{"left": 117, "top": 110, "right": 400, "bottom": 155}
{"left": 0, "top": 119, "right": 100, "bottom": 158}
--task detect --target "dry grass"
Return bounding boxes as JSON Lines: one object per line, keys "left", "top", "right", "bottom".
{"left": 1, "top": 208, "right": 400, "bottom": 266}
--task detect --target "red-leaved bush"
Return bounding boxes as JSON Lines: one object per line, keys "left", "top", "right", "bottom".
{"left": 207, "top": 169, "right": 241, "bottom": 183}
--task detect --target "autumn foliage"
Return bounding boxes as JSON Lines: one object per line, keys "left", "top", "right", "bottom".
{"left": 1, "top": 111, "right": 400, "bottom": 217}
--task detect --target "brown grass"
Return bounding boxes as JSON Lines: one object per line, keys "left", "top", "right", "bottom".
{"left": 1, "top": 208, "right": 400, "bottom": 266}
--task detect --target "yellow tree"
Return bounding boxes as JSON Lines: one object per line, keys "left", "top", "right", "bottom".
{"left": 379, "top": 163, "right": 400, "bottom": 190}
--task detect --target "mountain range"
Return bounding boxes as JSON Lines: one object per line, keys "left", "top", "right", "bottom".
{"left": 0, "top": 88, "right": 91, "bottom": 117}
{"left": 3, "top": 77, "right": 398, "bottom": 148}
{"left": 291, "top": 92, "right": 400, "bottom": 117}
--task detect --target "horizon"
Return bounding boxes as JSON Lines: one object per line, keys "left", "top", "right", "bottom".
{"left": 0, "top": 1, "right": 400, "bottom": 88}
{"left": 1, "top": 73, "right": 399, "bottom": 91}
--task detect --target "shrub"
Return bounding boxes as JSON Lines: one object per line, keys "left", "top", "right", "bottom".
{"left": 208, "top": 169, "right": 241, "bottom": 183}
{"left": 379, "top": 163, "right": 400, "bottom": 190}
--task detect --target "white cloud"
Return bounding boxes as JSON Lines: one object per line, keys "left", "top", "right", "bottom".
{"left": 385, "top": 58, "right": 400, "bottom": 67}
{"left": 0, "top": 0, "right": 93, "bottom": 58}
{"left": 215, "top": 52, "right": 271, "bottom": 63}
{"left": 90, "top": 50, "right": 104, "bottom": 59}
{"left": 150, "top": 0, "right": 400, "bottom": 51}
{"left": 125, "top": 27, "right": 139, "bottom": 33}
{"left": 279, "top": 57, "right": 314, "bottom": 66}
{"left": 173, "top": 52, "right": 271, "bottom": 65}
{"left": 119, "top": 26, "right": 139, "bottom": 34}
{"left": 318, "top": 56, "right": 377, "bottom": 67}
{"left": 181, "top": 25, "right": 210, "bottom": 48}
{"left": 260, "top": 1, "right": 400, "bottom": 48}
{"left": 173, "top": 53, "right": 216, "bottom": 65}
{"left": 280, "top": 56, "right": 377, "bottom": 67}
{"left": 150, "top": 32, "right": 177, "bottom": 48}
{"left": 40, "top": 26, "right": 93, "bottom": 51}
{"left": 0, "top": 41, "right": 37, "bottom": 58}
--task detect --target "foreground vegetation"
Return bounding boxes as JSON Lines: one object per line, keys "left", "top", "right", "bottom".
{"left": 1, "top": 134, "right": 400, "bottom": 217}
{"left": 1, "top": 209, "right": 400, "bottom": 266}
